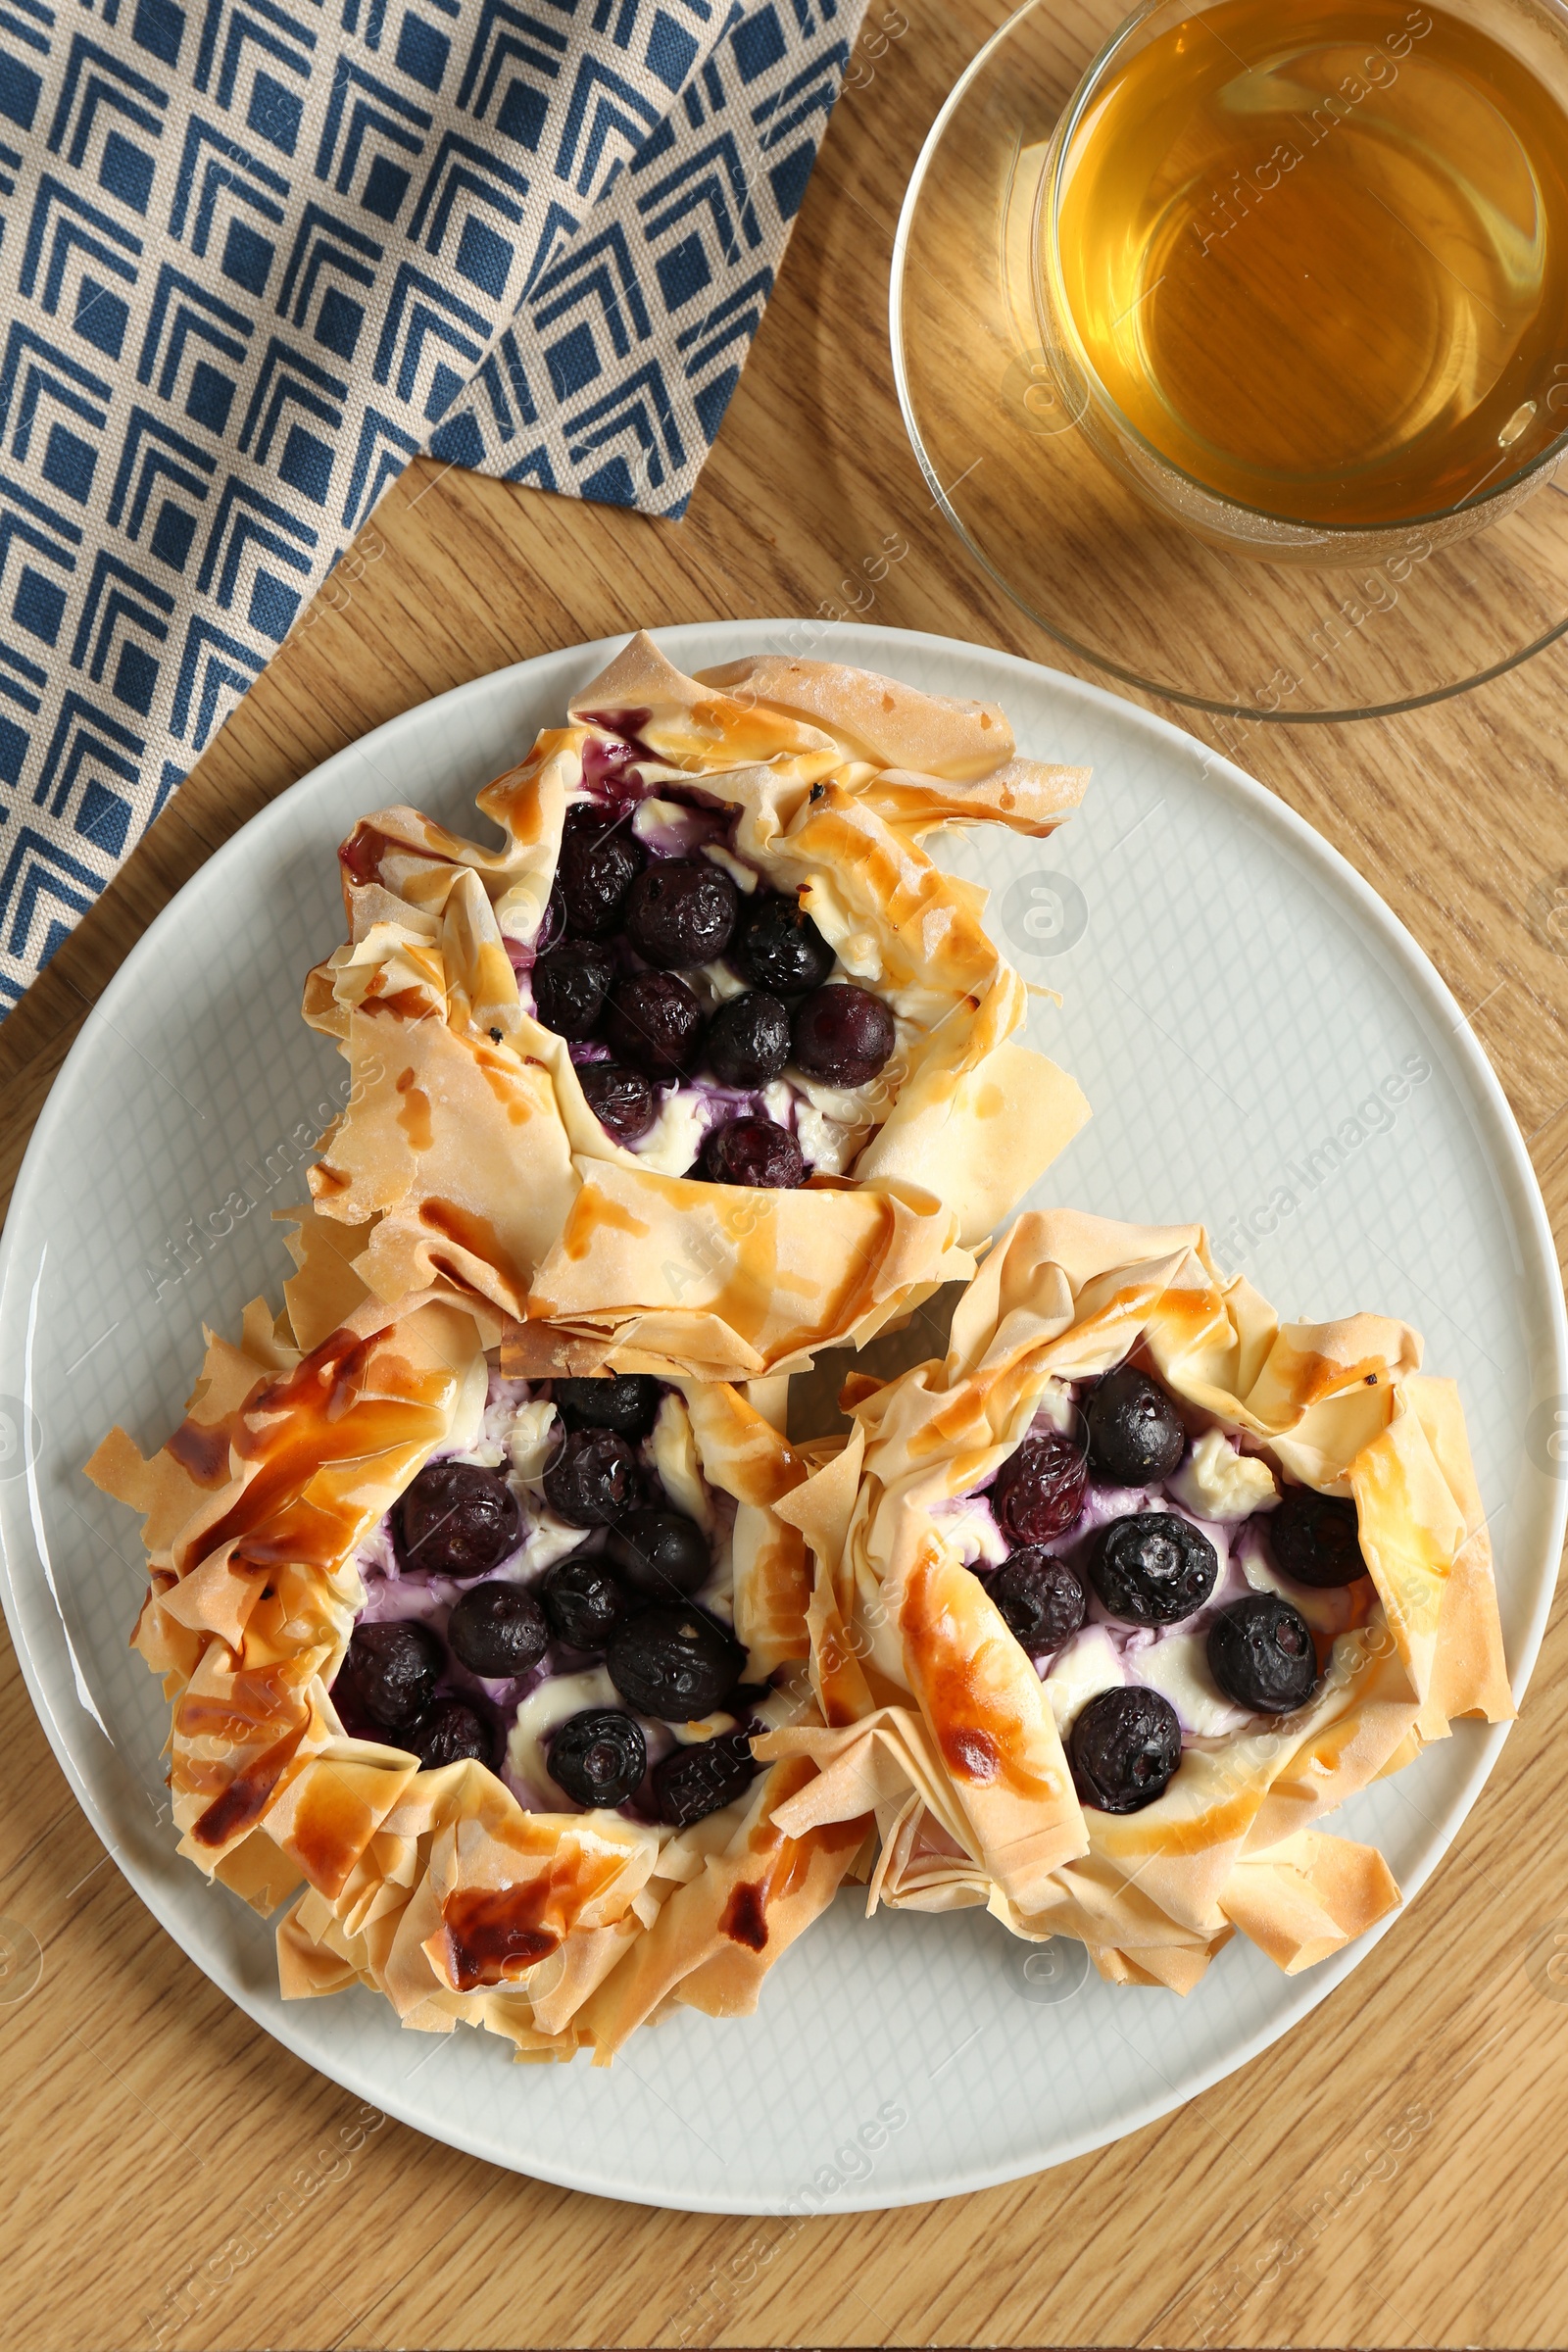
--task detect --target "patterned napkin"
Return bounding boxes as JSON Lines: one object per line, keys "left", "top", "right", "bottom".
{"left": 0, "top": 0, "right": 865, "bottom": 1013}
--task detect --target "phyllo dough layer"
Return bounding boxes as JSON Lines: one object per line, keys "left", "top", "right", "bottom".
{"left": 299, "top": 632, "right": 1091, "bottom": 1377}
{"left": 86, "top": 1215, "right": 868, "bottom": 2061}
{"left": 758, "top": 1210, "right": 1513, "bottom": 1992}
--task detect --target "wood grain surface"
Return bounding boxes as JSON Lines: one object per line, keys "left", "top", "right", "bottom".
{"left": 3, "top": 5, "right": 1567, "bottom": 2346}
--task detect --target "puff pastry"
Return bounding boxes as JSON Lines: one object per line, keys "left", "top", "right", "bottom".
{"left": 298, "top": 632, "right": 1091, "bottom": 1377}
{"left": 86, "top": 1208, "right": 867, "bottom": 2060}
{"left": 759, "top": 1210, "right": 1513, "bottom": 1990}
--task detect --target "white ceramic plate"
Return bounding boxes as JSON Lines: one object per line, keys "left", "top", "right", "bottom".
{"left": 1, "top": 623, "right": 1561, "bottom": 2215}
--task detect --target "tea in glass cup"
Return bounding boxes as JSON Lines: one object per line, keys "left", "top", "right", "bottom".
{"left": 1036, "top": 0, "right": 1568, "bottom": 556}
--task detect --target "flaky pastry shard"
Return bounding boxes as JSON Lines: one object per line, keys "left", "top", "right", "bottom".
{"left": 756, "top": 1209, "right": 1513, "bottom": 1989}
{"left": 85, "top": 1211, "right": 869, "bottom": 2061}
{"left": 297, "top": 632, "right": 1090, "bottom": 1375}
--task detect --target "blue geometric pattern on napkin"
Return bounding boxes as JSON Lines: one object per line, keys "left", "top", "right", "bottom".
{"left": 0, "top": 0, "right": 866, "bottom": 1012}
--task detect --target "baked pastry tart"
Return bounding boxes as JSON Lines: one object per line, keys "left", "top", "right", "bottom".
{"left": 299, "top": 632, "right": 1091, "bottom": 1378}
{"left": 85, "top": 1212, "right": 867, "bottom": 2060}
{"left": 759, "top": 1210, "right": 1514, "bottom": 1990}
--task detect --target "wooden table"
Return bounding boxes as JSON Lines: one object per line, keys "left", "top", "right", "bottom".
{"left": 3, "top": 5, "right": 1566, "bottom": 2344}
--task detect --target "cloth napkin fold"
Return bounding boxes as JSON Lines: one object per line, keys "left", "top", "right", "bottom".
{"left": 0, "top": 0, "right": 865, "bottom": 1013}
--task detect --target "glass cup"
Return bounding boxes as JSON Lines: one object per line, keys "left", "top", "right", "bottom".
{"left": 1031, "top": 0, "right": 1568, "bottom": 563}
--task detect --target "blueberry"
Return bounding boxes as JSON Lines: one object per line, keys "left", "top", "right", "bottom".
{"left": 653, "top": 1734, "right": 755, "bottom": 1827}
{"left": 398, "top": 1460, "right": 521, "bottom": 1579}
{"left": 548, "top": 1708, "right": 647, "bottom": 1808}
{"left": 340, "top": 1620, "right": 444, "bottom": 1730}
{"left": 610, "top": 1507, "right": 710, "bottom": 1598}
{"left": 706, "top": 991, "right": 791, "bottom": 1088}
{"left": 624, "top": 860, "right": 739, "bottom": 968}
{"left": 538, "top": 881, "right": 566, "bottom": 956}
{"left": 602, "top": 970, "right": 705, "bottom": 1077}
{"left": 409, "top": 1696, "right": 493, "bottom": 1771}
{"left": 1085, "top": 1366, "right": 1186, "bottom": 1486}
{"left": 531, "top": 941, "right": 613, "bottom": 1039}
{"left": 539, "top": 1554, "right": 629, "bottom": 1649}
{"left": 1069, "top": 1686, "right": 1182, "bottom": 1813}
{"left": 578, "top": 1059, "right": 658, "bottom": 1145}
{"left": 553, "top": 1374, "right": 661, "bottom": 1438}
{"left": 701, "top": 1114, "right": 806, "bottom": 1189}
{"left": 1207, "top": 1593, "right": 1319, "bottom": 1714}
{"left": 1267, "top": 1486, "right": 1368, "bottom": 1588}
{"left": 987, "top": 1547, "right": 1087, "bottom": 1652}
{"left": 991, "top": 1432, "right": 1088, "bottom": 1545}
{"left": 325, "top": 1662, "right": 381, "bottom": 1743}
{"left": 446, "top": 1582, "right": 548, "bottom": 1680}
{"left": 791, "top": 984, "right": 896, "bottom": 1087}
{"left": 734, "top": 892, "right": 836, "bottom": 997}
{"left": 542, "top": 1427, "right": 642, "bottom": 1526}
{"left": 558, "top": 804, "right": 644, "bottom": 938}
{"left": 1087, "top": 1511, "right": 1218, "bottom": 1625}
{"left": 608, "top": 1603, "right": 745, "bottom": 1720}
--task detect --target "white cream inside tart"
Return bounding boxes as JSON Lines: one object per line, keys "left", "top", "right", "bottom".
{"left": 338, "top": 1360, "right": 771, "bottom": 1830}
{"left": 943, "top": 1365, "right": 1378, "bottom": 1755}
{"left": 510, "top": 765, "right": 906, "bottom": 1184}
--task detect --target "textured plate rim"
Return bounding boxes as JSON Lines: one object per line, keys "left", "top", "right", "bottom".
{"left": 1, "top": 618, "right": 1561, "bottom": 2213}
